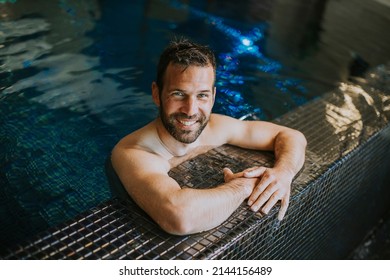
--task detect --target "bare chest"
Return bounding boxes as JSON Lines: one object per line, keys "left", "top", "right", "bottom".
{"left": 168, "top": 145, "right": 218, "bottom": 169}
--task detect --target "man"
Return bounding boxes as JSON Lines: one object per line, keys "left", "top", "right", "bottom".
{"left": 111, "top": 39, "right": 306, "bottom": 235}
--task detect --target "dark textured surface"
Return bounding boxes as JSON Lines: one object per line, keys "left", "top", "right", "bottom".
{"left": 349, "top": 207, "right": 390, "bottom": 259}
{"left": 2, "top": 63, "right": 390, "bottom": 260}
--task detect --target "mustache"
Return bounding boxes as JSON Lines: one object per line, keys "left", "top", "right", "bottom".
{"left": 171, "top": 113, "right": 201, "bottom": 120}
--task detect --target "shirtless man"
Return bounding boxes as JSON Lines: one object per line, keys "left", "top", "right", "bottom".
{"left": 111, "top": 39, "right": 307, "bottom": 235}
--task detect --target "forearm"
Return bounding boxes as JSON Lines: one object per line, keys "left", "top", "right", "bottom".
{"left": 273, "top": 129, "right": 307, "bottom": 177}
{"left": 161, "top": 177, "right": 255, "bottom": 235}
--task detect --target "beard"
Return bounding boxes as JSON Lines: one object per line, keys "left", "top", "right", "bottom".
{"left": 159, "top": 106, "right": 209, "bottom": 144}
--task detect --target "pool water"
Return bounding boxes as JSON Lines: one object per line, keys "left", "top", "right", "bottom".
{"left": 1, "top": 0, "right": 389, "bottom": 252}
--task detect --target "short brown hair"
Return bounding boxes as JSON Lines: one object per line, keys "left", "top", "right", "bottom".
{"left": 155, "top": 38, "right": 216, "bottom": 92}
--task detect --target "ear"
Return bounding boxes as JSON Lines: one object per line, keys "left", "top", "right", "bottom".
{"left": 152, "top": 82, "right": 160, "bottom": 107}
{"left": 212, "top": 86, "right": 217, "bottom": 104}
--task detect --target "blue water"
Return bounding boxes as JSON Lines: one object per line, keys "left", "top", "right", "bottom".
{"left": 1, "top": 0, "right": 389, "bottom": 251}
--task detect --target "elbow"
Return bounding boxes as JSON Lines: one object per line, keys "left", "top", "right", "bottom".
{"left": 295, "top": 129, "right": 307, "bottom": 148}
{"left": 285, "top": 127, "right": 307, "bottom": 148}
{"left": 156, "top": 205, "right": 197, "bottom": 236}
{"left": 159, "top": 222, "right": 193, "bottom": 236}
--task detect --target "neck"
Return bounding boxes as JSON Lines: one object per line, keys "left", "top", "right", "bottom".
{"left": 157, "top": 134, "right": 188, "bottom": 157}
{"left": 155, "top": 120, "right": 193, "bottom": 157}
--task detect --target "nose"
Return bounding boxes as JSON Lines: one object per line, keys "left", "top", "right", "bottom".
{"left": 181, "top": 96, "right": 199, "bottom": 117}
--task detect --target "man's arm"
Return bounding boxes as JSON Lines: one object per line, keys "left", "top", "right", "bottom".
{"left": 111, "top": 146, "right": 258, "bottom": 235}
{"left": 212, "top": 114, "right": 307, "bottom": 220}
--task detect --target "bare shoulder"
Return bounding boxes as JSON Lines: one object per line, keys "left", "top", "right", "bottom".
{"left": 112, "top": 140, "right": 170, "bottom": 175}
{"left": 209, "top": 113, "right": 237, "bottom": 124}
{"left": 208, "top": 113, "right": 240, "bottom": 132}
{"left": 210, "top": 113, "right": 276, "bottom": 128}
{"left": 206, "top": 113, "right": 248, "bottom": 143}
{"left": 208, "top": 113, "right": 295, "bottom": 149}
{"left": 111, "top": 121, "right": 171, "bottom": 177}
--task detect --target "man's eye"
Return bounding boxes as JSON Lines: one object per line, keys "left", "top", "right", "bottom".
{"left": 173, "top": 92, "right": 184, "bottom": 97}
{"left": 198, "top": 93, "right": 209, "bottom": 99}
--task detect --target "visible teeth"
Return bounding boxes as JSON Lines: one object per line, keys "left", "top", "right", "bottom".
{"left": 179, "top": 120, "right": 196, "bottom": 126}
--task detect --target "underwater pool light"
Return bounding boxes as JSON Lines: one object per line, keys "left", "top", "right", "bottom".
{"left": 241, "top": 37, "right": 252, "bottom": 47}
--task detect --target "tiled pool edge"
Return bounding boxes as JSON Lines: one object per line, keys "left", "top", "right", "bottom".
{"left": 2, "top": 66, "right": 390, "bottom": 259}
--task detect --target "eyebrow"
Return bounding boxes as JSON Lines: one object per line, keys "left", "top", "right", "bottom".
{"left": 170, "top": 88, "right": 212, "bottom": 93}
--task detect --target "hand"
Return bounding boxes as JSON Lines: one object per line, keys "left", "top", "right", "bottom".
{"left": 223, "top": 167, "right": 246, "bottom": 183}
{"left": 225, "top": 166, "right": 293, "bottom": 220}
{"left": 222, "top": 167, "right": 259, "bottom": 198}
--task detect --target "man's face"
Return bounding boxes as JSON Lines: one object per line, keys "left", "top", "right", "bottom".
{"left": 154, "top": 63, "right": 215, "bottom": 144}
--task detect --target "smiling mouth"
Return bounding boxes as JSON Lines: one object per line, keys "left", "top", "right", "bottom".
{"left": 178, "top": 119, "right": 197, "bottom": 126}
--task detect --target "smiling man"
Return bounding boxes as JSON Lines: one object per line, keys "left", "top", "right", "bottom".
{"left": 111, "top": 39, "right": 307, "bottom": 235}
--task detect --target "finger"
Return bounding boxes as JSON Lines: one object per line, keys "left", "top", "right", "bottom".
{"left": 249, "top": 186, "right": 277, "bottom": 214}
{"left": 247, "top": 173, "right": 276, "bottom": 206}
{"left": 223, "top": 168, "right": 244, "bottom": 182}
{"left": 223, "top": 167, "right": 232, "bottom": 174}
{"left": 242, "top": 166, "right": 261, "bottom": 176}
{"left": 223, "top": 167, "right": 233, "bottom": 182}
{"left": 277, "top": 197, "right": 289, "bottom": 220}
{"left": 261, "top": 193, "right": 280, "bottom": 214}
{"left": 224, "top": 167, "right": 249, "bottom": 181}
{"left": 244, "top": 166, "right": 267, "bottom": 178}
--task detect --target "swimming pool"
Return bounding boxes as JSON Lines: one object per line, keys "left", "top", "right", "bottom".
{"left": 1, "top": 0, "right": 390, "bottom": 253}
